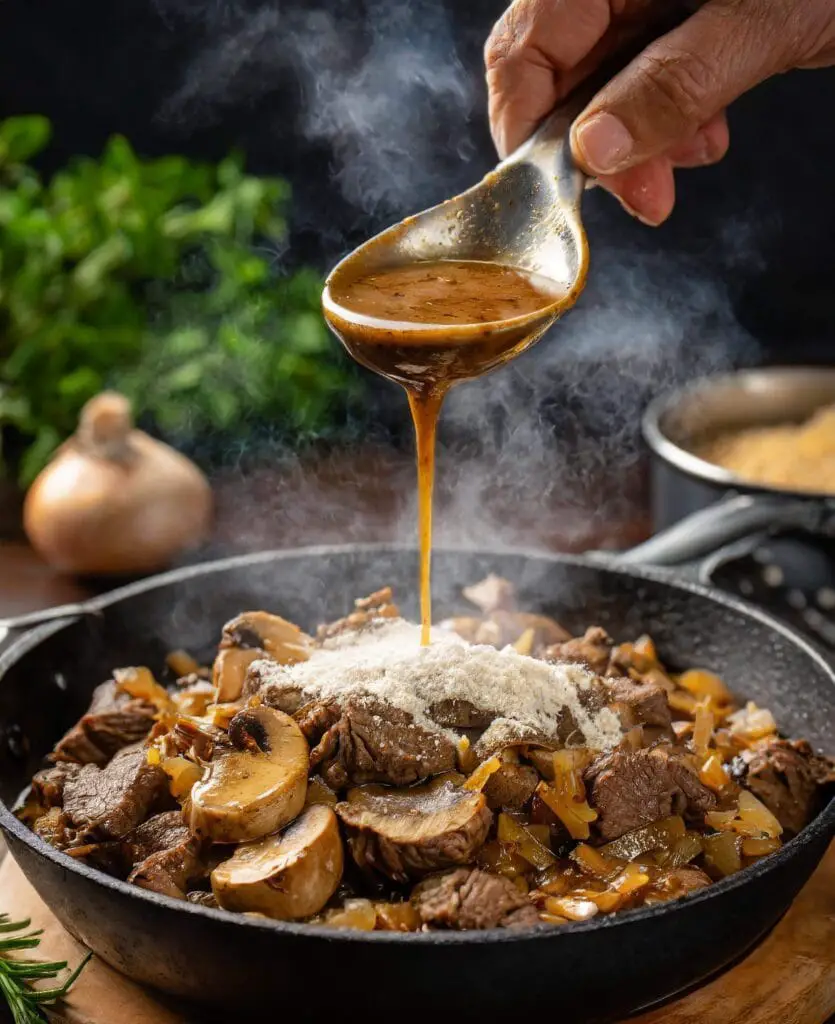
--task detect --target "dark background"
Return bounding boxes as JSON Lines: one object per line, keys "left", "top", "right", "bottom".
{"left": 1, "top": 0, "right": 833, "bottom": 473}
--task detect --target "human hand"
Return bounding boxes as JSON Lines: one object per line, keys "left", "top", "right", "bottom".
{"left": 485, "top": 0, "right": 835, "bottom": 224}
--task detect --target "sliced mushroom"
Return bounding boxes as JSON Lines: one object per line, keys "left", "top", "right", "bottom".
{"left": 188, "top": 706, "right": 308, "bottom": 843}
{"left": 211, "top": 805, "right": 343, "bottom": 920}
{"left": 221, "top": 611, "right": 311, "bottom": 664}
{"left": 335, "top": 777, "right": 492, "bottom": 883}
{"left": 212, "top": 647, "right": 265, "bottom": 703}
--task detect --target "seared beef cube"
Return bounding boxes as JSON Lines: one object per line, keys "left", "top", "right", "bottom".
{"left": 298, "top": 697, "right": 457, "bottom": 789}
{"left": 413, "top": 869, "right": 539, "bottom": 930}
{"left": 586, "top": 747, "right": 716, "bottom": 842}
{"left": 544, "top": 626, "right": 613, "bottom": 675}
{"left": 428, "top": 698, "right": 494, "bottom": 729}
{"left": 735, "top": 737, "right": 835, "bottom": 835}
{"left": 482, "top": 763, "right": 539, "bottom": 811}
{"left": 63, "top": 746, "right": 167, "bottom": 840}
{"left": 126, "top": 811, "right": 205, "bottom": 899}
{"left": 31, "top": 762, "right": 83, "bottom": 808}
{"left": 605, "top": 677, "right": 673, "bottom": 739}
{"left": 53, "top": 681, "right": 157, "bottom": 765}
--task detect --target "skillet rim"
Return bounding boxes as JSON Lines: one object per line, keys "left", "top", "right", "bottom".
{"left": 0, "top": 542, "right": 833, "bottom": 947}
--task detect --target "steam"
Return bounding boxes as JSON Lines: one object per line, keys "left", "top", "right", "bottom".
{"left": 160, "top": 0, "right": 482, "bottom": 223}
{"left": 427, "top": 240, "right": 759, "bottom": 552}
{"left": 159, "top": 1, "right": 761, "bottom": 562}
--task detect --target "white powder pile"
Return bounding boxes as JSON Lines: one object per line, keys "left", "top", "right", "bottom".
{"left": 253, "top": 619, "right": 622, "bottom": 752}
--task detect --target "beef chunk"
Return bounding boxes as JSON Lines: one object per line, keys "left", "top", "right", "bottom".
{"left": 53, "top": 681, "right": 157, "bottom": 765}
{"left": 586, "top": 747, "right": 716, "bottom": 841}
{"left": 31, "top": 762, "right": 83, "bottom": 808}
{"left": 245, "top": 661, "right": 303, "bottom": 713}
{"left": 482, "top": 763, "right": 539, "bottom": 811}
{"left": 544, "top": 626, "right": 613, "bottom": 675}
{"left": 297, "top": 698, "right": 457, "bottom": 789}
{"left": 413, "top": 869, "right": 539, "bottom": 930}
{"left": 605, "top": 677, "right": 673, "bottom": 739}
{"left": 735, "top": 738, "right": 835, "bottom": 835}
{"left": 428, "top": 698, "right": 494, "bottom": 729}
{"left": 63, "top": 746, "right": 167, "bottom": 840}
{"left": 126, "top": 812, "right": 205, "bottom": 899}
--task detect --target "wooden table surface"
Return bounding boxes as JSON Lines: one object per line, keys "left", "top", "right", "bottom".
{"left": 0, "top": 517, "right": 832, "bottom": 1024}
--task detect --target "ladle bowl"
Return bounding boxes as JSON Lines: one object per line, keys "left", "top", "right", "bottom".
{"left": 321, "top": 98, "right": 590, "bottom": 357}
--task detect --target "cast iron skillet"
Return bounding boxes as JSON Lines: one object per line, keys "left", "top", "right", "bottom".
{"left": 0, "top": 545, "right": 833, "bottom": 1023}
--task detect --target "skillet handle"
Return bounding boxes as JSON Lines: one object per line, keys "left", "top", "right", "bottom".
{"left": 611, "top": 494, "right": 826, "bottom": 572}
{"left": 0, "top": 602, "right": 97, "bottom": 662}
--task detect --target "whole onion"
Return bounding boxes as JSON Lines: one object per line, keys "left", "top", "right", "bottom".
{"left": 23, "top": 392, "right": 213, "bottom": 575}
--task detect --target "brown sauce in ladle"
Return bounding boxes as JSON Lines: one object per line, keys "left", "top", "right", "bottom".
{"left": 324, "top": 258, "right": 563, "bottom": 645}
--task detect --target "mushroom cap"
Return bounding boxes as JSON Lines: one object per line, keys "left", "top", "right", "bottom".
{"left": 189, "top": 706, "right": 308, "bottom": 844}
{"left": 211, "top": 804, "right": 343, "bottom": 920}
{"left": 336, "top": 777, "right": 492, "bottom": 882}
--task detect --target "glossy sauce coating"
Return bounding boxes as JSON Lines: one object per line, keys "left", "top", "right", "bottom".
{"left": 330, "top": 260, "right": 555, "bottom": 325}
{"left": 325, "top": 259, "right": 561, "bottom": 644}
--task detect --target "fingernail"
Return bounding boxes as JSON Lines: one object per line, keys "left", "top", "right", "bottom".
{"left": 615, "top": 193, "right": 662, "bottom": 227}
{"left": 573, "top": 113, "right": 634, "bottom": 175}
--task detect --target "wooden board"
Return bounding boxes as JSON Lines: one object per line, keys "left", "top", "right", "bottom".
{"left": 0, "top": 843, "right": 831, "bottom": 1024}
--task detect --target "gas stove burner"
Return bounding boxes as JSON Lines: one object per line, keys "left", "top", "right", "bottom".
{"left": 709, "top": 530, "right": 835, "bottom": 653}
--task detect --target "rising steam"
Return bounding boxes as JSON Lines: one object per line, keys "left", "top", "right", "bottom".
{"left": 160, "top": 0, "right": 759, "bottom": 557}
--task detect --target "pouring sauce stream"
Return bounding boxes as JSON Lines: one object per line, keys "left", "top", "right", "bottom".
{"left": 324, "top": 258, "right": 563, "bottom": 644}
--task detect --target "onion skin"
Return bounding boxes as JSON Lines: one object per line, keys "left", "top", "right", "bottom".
{"left": 24, "top": 393, "right": 212, "bottom": 575}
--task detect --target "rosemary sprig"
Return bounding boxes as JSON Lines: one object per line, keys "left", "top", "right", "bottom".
{"left": 0, "top": 914, "right": 91, "bottom": 1024}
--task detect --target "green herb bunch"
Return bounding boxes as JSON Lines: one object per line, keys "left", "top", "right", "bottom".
{"left": 0, "top": 914, "right": 90, "bottom": 1023}
{"left": 0, "top": 116, "right": 356, "bottom": 486}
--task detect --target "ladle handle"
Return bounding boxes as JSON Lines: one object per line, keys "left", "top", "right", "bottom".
{"left": 507, "top": 13, "right": 692, "bottom": 180}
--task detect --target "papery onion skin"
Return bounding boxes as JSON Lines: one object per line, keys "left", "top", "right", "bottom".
{"left": 23, "top": 392, "right": 212, "bottom": 575}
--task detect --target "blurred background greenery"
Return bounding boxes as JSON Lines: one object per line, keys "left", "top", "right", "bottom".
{"left": 0, "top": 115, "right": 361, "bottom": 488}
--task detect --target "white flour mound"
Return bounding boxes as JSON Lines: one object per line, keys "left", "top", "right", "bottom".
{"left": 253, "top": 619, "right": 622, "bottom": 752}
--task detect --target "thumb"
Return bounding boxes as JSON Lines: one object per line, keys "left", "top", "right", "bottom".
{"left": 571, "top": 0, "right": 786, "bottom": 176}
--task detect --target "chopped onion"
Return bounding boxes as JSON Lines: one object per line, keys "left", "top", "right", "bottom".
{"left": 114, "top": 666, "right": 171, "bottom": 708}
{"left": 571, "top": 843, "right": 620, "bottom": 880}
{"left": 600, "top": 816, "right": 686, "bottom": 861}
{"left": 677, "top": 669, "right": 733, "bottom": 704}
{"left": 497, "top": 813, "right": 557, "bottom": 870}
{"left": 463, "top": 756, "right": 501, "bottom": 792}
{"left": 166, "top": 650, "right": 202, "bottom": 677}
{"left": 691, "top": 701, "right": 714, "bottom": 756}
{"left": 728, "top": 702, "right": 777, "bottom": 743}
{"left": 698, "top": 752, "right": 728, "bottom": 792}
{"left": 702, "top": 831, "right": 742, "bottom": 876}
{"left": 741, "top": 836, "right": 782, "bottom": 858}
{"left": 320, "top": 899, "right": 377, "bottom": 931}
{"left": 544, "top": 896, "right": 599, "bottom": 921}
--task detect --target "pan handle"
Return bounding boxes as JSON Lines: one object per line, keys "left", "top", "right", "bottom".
{"left": 0, "top": 602, "right": 97, "bottom": 663}
{"left": 611, "top": 494, "right": 827, "bottom": 569}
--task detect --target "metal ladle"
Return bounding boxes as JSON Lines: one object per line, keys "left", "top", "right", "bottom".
{"left": 322, "top": 90, "right": 592, "bottom": 348}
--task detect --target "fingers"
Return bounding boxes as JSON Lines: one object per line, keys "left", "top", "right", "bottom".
{"left": 571, "top": 0, "right": 784, "bottom": 176}
{"left": 666, "top": 111, "right": 729, "bottom": 168}
{"left": 485, "top": 0, "right": 613, "bottom": 157}
{"left": 592, "top": 112, "right": 729, "bottom": 224}
{"left": 595, "top": 158, "right": 676, "bottom": 226}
